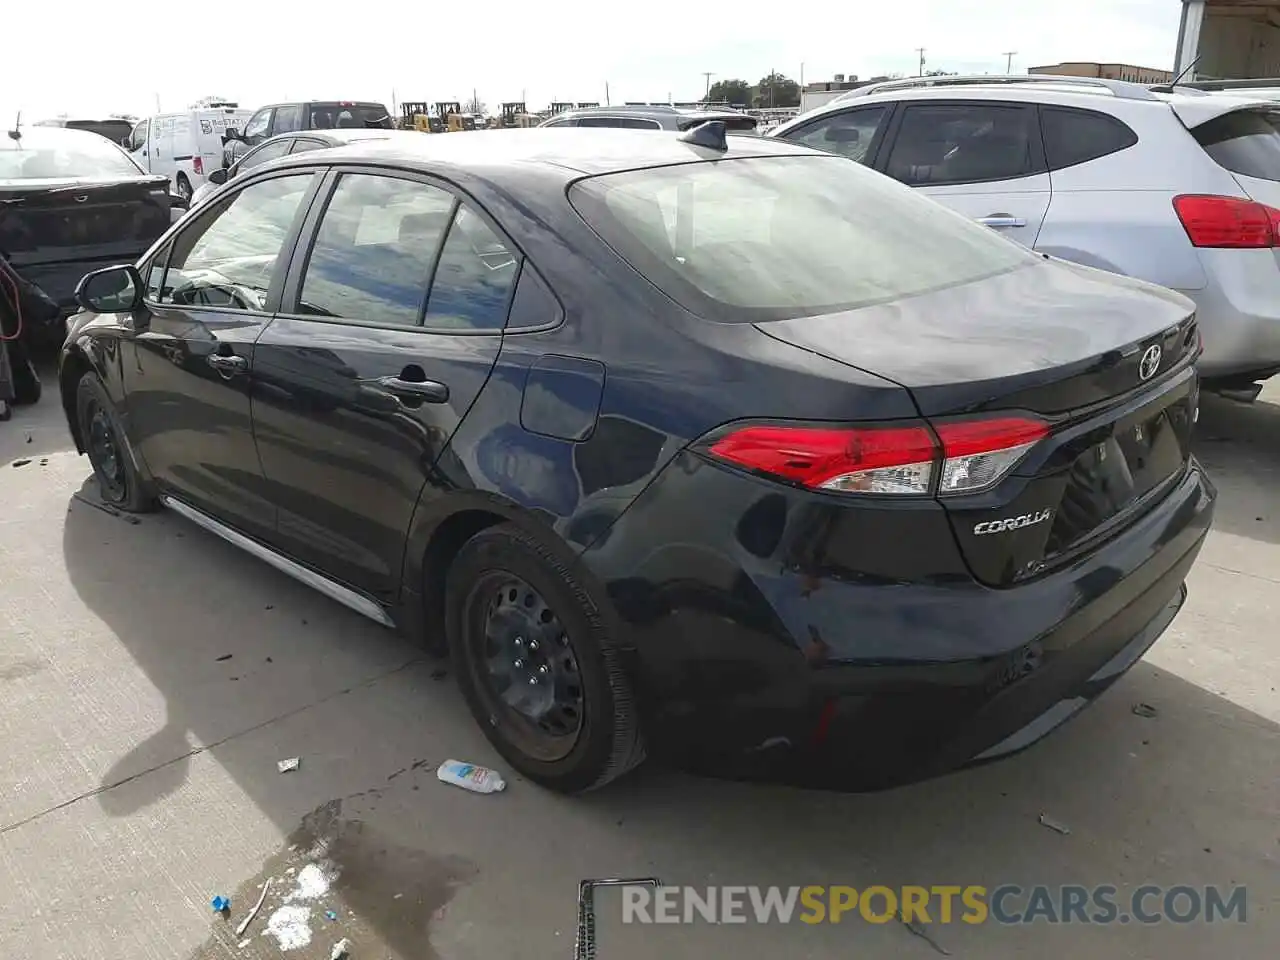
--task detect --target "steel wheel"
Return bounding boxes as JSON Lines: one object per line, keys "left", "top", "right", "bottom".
{"left": 465, "top": 571, "right": 585, "bottom": 762}
{"left": 85, "top": 397, "right": 127, "bottom": 502}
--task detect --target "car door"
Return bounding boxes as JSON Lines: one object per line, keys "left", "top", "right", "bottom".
{"left": 272, "top": 104, "right": 304, "bottom": 135}
{"left": 124, "top": 169, "right": 323, "bottom": 542}
{"left": 775, "top": 103, "right": 895, "bottom": 166}
{"left": 250, "top": 168, "right": 518, "bottom": 597}
{"left": 878, "top": 100, "right": 1050, "bottom": 247}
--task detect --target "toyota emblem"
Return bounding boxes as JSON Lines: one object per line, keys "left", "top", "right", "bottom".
{"left": 1139, "top": 344, "right": 1162, "bottom": 381}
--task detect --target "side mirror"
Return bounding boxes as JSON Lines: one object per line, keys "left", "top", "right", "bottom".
{"left": 76, "top": 265, "right": 143, "bottom": 314}
{"left": 824, "top": 126, "right": 861, "bottom": 144}
{"left": 221, "top": 127, "right": 241, "bottom": 144}
{"left": 208, "top": 168, "right": 228, "bottom": 185}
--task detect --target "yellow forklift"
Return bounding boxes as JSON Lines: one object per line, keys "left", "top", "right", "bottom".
{"left": 499, "top": 102, "right": 535, "bottom": 128}
{"left": 436, "top": 102, "right": 475, "bottom": 132}
{"left": 399, "top": 101, "right": 432, "bottom": 132}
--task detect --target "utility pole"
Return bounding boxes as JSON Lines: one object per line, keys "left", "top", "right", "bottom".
{"left": 605, "top": 81, "right": 611, "bottom": 105}
{"left": 1002, "top": 50, "right": 1017, "bottom": 74}
{"left": 916, "top": 47, "right": 926, "bottom": 77}
{"left": 800, "top": 62, "right": 805, "bottom": 87}
{"left": 702, "top": 72, "right": 714, "bottom": 99}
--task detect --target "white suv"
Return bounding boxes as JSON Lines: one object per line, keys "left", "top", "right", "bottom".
{"left": 769, "top": 75, "right": 1280, "bottom": 395}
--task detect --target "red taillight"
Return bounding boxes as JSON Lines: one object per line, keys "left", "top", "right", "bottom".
{"left": 704, "top": 416, "right": 1048, "bottom": 497}
{"left": 192, "top": 156, "right": 204, "bottom": 176}
{"left": 1173, "top": 194, "right": 1280, "bottom": 248}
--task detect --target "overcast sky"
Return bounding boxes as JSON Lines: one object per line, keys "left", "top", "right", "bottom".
{"left": 1, "top": 0, "right": 1183, "bottom": 119}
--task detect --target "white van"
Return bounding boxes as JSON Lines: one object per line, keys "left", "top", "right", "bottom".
{"left": 126, "top": 104, "right": 254, "bottom": 200}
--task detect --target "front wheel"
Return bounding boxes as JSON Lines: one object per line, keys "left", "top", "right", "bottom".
{"left": 445, "top": 523, "right": 645, "bottom": 793}
{"left": 75, "top": 374, "right": 154, "bottom": 512}
{"left": 175, "top": 174, "right": 192, "bottom": 202}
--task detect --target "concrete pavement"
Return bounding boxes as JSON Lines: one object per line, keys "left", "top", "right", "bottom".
{"left": 0, "top": 382, "right": 1276, "bottom": 959}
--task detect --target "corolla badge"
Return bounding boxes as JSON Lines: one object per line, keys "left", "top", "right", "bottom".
{"left": 973, "top": 508, "right": 1053, "bottom": 536}
{"left": 1139, "top": 344, "right": 1162, "bottom": 381}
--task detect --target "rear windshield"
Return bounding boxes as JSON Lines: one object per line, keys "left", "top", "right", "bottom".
{"left": 1193, "top": 109, "right": 1280, "bottom": 181}
{"left": 308, "top": 103, "right": 394, "bottom": 131}
{"left": 0, "top": 130, "right": 142, "bottom": 179}
{"left": 64, "top": 120, "right": 133, "bottom": 144}
{"left": 569, "top": 155, "right": 1033, "bottom": 323}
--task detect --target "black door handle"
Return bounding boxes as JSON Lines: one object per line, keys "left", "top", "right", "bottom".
{"left": 376, "top": 376, "right": 449, "bottom": 404}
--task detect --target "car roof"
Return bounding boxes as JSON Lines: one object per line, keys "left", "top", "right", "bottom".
{"left": 259, "top": 127, "right": 814, "bottom": 179}
{"left": 553, "top": 104, "right": 751, "bottom": 122}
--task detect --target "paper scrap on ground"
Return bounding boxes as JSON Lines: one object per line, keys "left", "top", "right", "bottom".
{"left": 278, "top": 757, "right": 301, "bottom": 773}
{"left": 264, "top": 905, "right": 312, "bottom": 951}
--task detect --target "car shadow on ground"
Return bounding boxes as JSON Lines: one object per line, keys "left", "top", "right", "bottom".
{"left": 1194, "top": 391, "right": 1280, "bottom": 546}
{"left": 60, "top": 467, "right": 1279, "bottom": 959}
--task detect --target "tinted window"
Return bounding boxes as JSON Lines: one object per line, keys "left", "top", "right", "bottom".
{"left": 424, "top": 206, "right": 520, "bottom": 330}
{"left": 1042, "top": 107, "right": 1138, "bottom": 171}
{"left": 1194, "top": 109, "right": 1280, "bottom": 182}
{"left": 885, "top": 103, "right": 1037, "bottom": 185}
{"left": 507, "top": 266, "right": 561, "bottom": 329}
{"left": 783, "top": 106, "right": 889, "bottom": 164}
{"left": 66, "top": 120, "right": 134, "bottom": 144}
{"left": 239, "top": 139, "right": 292, "bottom": 171}
{"left": 129, "top": 120, "right": 149, "bottom": 152}
{"left": 242, "top": 109, "right": 271, "bottom": 141}
{"left": 273, "top": 104, "right": 304, "bottom": 134}
{"left": 308, "top": 104, "right": 394, "bottom": 130}
{"left": 569, "top": 155, "right": 1032, "bottom": 323}
{"left": 541, "top": 118, "right": 576, "bottom": 128}
{"left": 0, "top": 129, "right": 142, "bottom": 179}
{"left": 578, "top": 116, "right": 661, "bottom": 129}
{"left": 297, "top": 173, "right": 454, "bottom": 325}
{"left": 159, "top": 174, "right": 313, "bottom": 311}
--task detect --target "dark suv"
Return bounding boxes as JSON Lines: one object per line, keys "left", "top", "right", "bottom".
{"left": 539, "top": 104, "right": 758, "bottom": 132}
{"left": 224, "top": 101, "right": 394, "bottom": 164}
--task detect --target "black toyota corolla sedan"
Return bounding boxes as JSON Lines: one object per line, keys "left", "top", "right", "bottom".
{"left": 59, "top": 126, "right": 1215, "bottom": 793}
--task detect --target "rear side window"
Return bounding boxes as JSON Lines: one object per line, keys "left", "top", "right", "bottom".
{"left": 1041, "top": 107, "right": 1138, "bottom": 171}
{"left": 1194, "top": 110, "right": 1280, "bottom": 181}
{"left": 308, "top": 103, "right": 394, "bottom": 130}
{"left": 884, "top": 102, "right": 1040, "bottom": 186}
{"left": 569, "top": 155, "right": 1034, "bottom": 323}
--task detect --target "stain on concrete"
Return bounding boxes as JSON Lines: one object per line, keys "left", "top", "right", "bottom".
{"left": 189, "top": 799, "right": 477, "bottom": 960}
{"left": 0, "top": 658, "right": 45, "bottom": 682}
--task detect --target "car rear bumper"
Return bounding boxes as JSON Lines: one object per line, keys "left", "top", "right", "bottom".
{"left": 1184, "top": 247, "right": 1280, "bottom": 379}
{"left": 578, "top": 452, "right": 1215, "bottom": 790}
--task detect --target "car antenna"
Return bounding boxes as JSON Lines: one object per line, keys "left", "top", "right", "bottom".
{"left": 6, "top": 111, "right": 21, "bottom": 142}
{"left": 1152, "top": 54, "right": 1202, "bottom": 93}
{"left": 677, "top": 119, "right": 728, "bottom": 151}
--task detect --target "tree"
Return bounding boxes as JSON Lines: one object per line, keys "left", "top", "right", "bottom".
{"left": 706, "top": 79, "right": 752, "bottom": 106}
{"left": 754, "top": 72, "right": 801, "bottom": 108}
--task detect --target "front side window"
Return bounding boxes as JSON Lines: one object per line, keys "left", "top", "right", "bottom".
{"left": 569, "top": 155, "right": 1034, "bottom": 323}
{"left": 158, "top": 174, "right": 314, "bottom": 311}
{"left": 242, "top": 109, "right": 271, "bottom": 142}
{"left": 297, "top": 173, "right": 456, "bottom": 325}
{"left": 783, "top": 106, "right": 889, "bottom": 164}
{"left": 578, "top": 116, "right": 661, "bottom": 129}
{"left": 289, "top": 138, "right": 327, "bottom": 155}
{"left": 239, "top": 139, "right": 292, "bottom": 172}
{"left": 884, "top": 102, "right": 1038, "bottom": 185}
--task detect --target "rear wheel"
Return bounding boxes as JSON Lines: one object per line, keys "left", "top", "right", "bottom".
{"left": 75, "top": 374, "right": 154, "bottom": 512}
{"left": 445, "top": 523, "right": 645, "bottom": 793}
{"left": 175, "top": 174, "right": 192, "bottom": 202}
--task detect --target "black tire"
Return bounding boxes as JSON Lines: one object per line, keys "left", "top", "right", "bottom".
{"left": 175, "top": 174, "right": 192, "bottom": 201}
{"left": 445, "top": 523, "right": 645, "bottom": 793}
{"left": 75, "top": 374, "right": 154, "bottom": 512}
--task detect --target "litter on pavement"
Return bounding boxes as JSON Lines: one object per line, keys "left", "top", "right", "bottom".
{"left": 330, "top": 937, "right": 352, "bottom": 959}
{"left": 436, "top": 759, "right": 506, "bottom": 793}
{"left": 211, "top": 895, "right": 231, "bottom": 913}
{"left": 235, "top": 878, "right": 272, "bottom": 936}
{"left": 1132, "top": 702, "right": 1159, "bottom": 718}
{"left": 278, "top": 757, "right": 301, "bottom": 774}
{"left": 1038, "top": 813, "right": 1072, "bottom": 836}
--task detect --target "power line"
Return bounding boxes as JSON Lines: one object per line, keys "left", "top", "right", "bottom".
{"left": 915, "top": 47, "right": 926, "bottom": 77}
{"left": 702, "top": 72, "right": 715, "bottom": 97}
{"left": 1002, "top": 50, "right": 1018, "bottom": 74}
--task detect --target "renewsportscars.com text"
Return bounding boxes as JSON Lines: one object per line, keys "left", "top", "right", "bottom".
{"left": 621, "top": 884, "right": 1247, "bottom": 926}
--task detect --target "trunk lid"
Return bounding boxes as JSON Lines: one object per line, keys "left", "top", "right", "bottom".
{"left": 0, "top": 176, "right": 172, "bottom": 266}
{"left": 756, "top": 259, "right": 1200, "bottom": 586}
